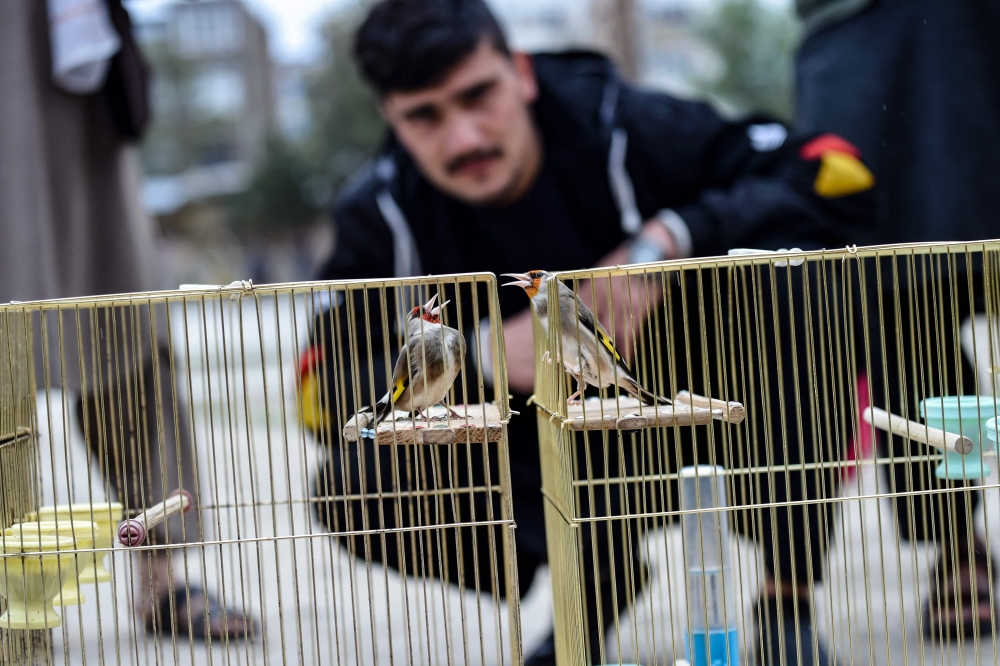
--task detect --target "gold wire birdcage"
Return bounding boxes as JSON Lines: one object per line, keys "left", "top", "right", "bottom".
{"left": 530, "top": 241, "right": 1000, "bottom": 666}
{"left": 0, "top": 273, "right": 521, "bottom": 665}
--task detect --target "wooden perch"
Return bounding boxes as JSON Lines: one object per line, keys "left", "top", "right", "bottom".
{"left": 343, "top": 403, "right": 504, "bottom": 445}
{"left": 674, "top": 391, "right": 746, "bottom": 424}
{"left": 862, "top": 406, "right": 974, "bottom": 455}
{"left": 560, "top": 397, "right": 715, "bottom": 431}
{"left": 117, "top": 490, "right": 193, "bottom": 547}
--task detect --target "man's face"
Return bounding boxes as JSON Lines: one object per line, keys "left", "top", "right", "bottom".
{"left": 381, "top": 40, "right": 540, "bottom": 206}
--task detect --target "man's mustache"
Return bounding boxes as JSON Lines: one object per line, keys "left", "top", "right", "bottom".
{"left": 446, "top": 148, "right": 503, "bottom": 174}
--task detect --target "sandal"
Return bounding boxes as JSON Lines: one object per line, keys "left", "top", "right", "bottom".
{"left": 922, "top": 538, "right": 997, "bottom": 639}
{"left": 145, "top": 585, "right": 255, "bottom": 641}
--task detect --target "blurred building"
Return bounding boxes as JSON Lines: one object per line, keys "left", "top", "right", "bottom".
{"left": 139, "top": 0, "right": 276, "bottom": 217}
{"left": 488, "top": 1, "right": 592, "bottom": 52}
{"left": 273, "top": 62, "right": 313, "bottom": 143}
{"left": 640, "top": 0, "right": 723, "bottom": 97}
{"left": 490, "top": 0, "right": 721, "bottom": 96}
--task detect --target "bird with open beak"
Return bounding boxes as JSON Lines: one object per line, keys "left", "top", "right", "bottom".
{"left": 503, "top": 270, "right": 670, "bottom": 406}
{"left": 359, "top": 293, "right": 466, "bottom": 428}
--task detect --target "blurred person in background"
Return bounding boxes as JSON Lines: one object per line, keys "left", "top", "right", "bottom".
{"left": 797, "top": 0, "right": 1000, "bottom": 641}
{"left": 0, "top": 0, "right": 251, "bottom": 640}
{"left": 305, "top": 1, "right": 877, "bottom": 664}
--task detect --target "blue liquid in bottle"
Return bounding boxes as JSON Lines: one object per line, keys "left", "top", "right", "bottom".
{"left": 685, "top": 628, "right": 741, "bottom": 666}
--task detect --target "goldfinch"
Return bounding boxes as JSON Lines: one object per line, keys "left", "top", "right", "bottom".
{"left": 503, "top": 270, "right": 670, "bottom": 406}
{"left": 361, "top": 294, "right": 466, "bottom": 428}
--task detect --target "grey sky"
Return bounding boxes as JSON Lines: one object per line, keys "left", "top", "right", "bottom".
{"left": 126, "top": 0, "right": 789, "bottom": 65}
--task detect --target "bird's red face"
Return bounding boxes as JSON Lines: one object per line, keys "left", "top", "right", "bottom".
{"left": 502, "top": 270, "right": 547, "bottom": 299}
{"left": 409, "top": 294, "right": 449, "bottom": 324}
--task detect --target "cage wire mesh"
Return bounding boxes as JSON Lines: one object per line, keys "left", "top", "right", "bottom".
{"left": 1, "top": 310, "right": 49, "bottom": 662}
{"left": 530, "top": 241, "right": 1000, "bottom": 666}
{"left": 0, "top": 273, "right": 521, "bottom": 665}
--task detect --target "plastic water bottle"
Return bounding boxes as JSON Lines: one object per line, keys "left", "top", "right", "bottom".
{"left": 679, "top": 466, "right": 740, "bottom": 666}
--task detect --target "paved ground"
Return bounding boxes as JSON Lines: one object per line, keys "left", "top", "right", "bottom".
{"left": 21, "top": 296, "right": 1000, "bottom": 665}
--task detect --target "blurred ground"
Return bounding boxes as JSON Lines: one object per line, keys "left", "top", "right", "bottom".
{"left": 29, "top": 295, "right": 1000, "bottom": 665}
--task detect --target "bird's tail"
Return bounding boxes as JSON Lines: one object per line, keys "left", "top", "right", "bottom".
{"left": 360, "top": 394, "right": 392, "bottom": 430}
{"left": 622, "top": 376, "right": 671, "bottom": 406}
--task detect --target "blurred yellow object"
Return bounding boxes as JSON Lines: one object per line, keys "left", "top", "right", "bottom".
{"left": 298, "top": 367, "right": 327, "bottom": 434}
{"left": 814, "top": 150, "right": 875, "bottom": 197}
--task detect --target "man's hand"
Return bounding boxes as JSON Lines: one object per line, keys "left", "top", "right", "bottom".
{"left": 500, "top": 306, "right": 536, "bottom": 394}
{"left": 638, "top": 216, "right": 680, "bottom": 261}
{"left": 578, "top": 218, "right": 678, "bottom": 361}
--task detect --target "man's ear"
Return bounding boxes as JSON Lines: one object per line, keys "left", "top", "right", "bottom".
{"left": 512, "top": 51, "right": 538, "bottom": 103}
{"left": 377, "top": 97, "right": 393, "bottom": 124}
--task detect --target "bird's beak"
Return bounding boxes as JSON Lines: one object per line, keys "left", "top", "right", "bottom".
{"left": 421, "top": 293, "right": 439, "bottom": 311}
{"left": 502, "top": 273, "right": 532, "bottom": 288}
{"left": 429, "top": 299, "right": 450, "bottom": 317}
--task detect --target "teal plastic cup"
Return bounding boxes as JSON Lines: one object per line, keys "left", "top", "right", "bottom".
{"left": 987, "top": 417, "right": 1000, "bottom": 475}
{"left": 919, "top": 396, "right": 999, "bottom": 480}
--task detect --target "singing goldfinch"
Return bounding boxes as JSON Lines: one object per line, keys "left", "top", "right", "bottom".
{"left": 361, "top": 294, "right": 466, "bottom": 428}
{"left": 503, "top": 270, "right": 670, "bottom": 406}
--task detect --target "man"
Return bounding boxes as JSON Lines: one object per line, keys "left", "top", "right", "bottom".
{"left": 796, "top": 0, "right": 1000, "bottom": 641}
{"left": 0, "top": 0, "right": 251, "bottom": 640}
{"left": 311, "top": 0, "right": 875, "bottom": 663}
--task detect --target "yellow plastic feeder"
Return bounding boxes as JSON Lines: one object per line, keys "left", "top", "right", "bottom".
{"left": 0, "top": 534, "right": 76, "bottom": 630}
{"left": 4, "top": 521, "right": 97, "bottom": 606}
{"left": 32, "top": 503, "right": 123, "bottom": 584}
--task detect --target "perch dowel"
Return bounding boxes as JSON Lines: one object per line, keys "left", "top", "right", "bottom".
{"left": 116, "top": 490, "right": 193, "bottom": 547}
{"left": 863, "top": 406, "right": 974, "bottom": 455}
{"left": 674, "top": 391, "right": 746, "bottom": 424}
{"left": 343, "top": 403, "right": 503, "bottom": 445}
{"left": 559, "top": 397, "right": 715, "bottom": 431}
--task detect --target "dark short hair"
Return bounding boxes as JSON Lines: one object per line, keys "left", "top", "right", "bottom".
{"left": 354, "top": 0, "right": 511, "bottom": 98}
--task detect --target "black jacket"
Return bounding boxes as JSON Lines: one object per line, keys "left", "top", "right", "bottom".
{"left": 796, "top": 0, "right": 1000, "bottom": 245}
{"left": 320, "top": 51, "right": 874, "bottom": 284}
{"left": 312, "top": 51, "right": 876, "bottom": 559}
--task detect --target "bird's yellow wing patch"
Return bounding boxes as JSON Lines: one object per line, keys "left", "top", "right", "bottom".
{"left": 596, "top": 329, "right": 631, "bottom": 372}
{"left": 392, "top": 375, "right": 408, "bottom": 403}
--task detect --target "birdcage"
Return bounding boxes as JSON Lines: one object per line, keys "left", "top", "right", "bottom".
{"left": 0, "top": 273, "right": 521, "bottom": 665}
{"left": 527, "top": 241, "right": 1000, "bottom": 666}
